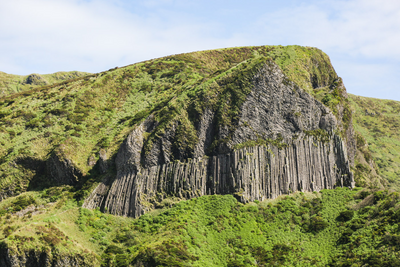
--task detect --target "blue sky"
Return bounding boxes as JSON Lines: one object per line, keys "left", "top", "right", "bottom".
{"left": 1, "top": 0, "right": 400, "bottom": 100}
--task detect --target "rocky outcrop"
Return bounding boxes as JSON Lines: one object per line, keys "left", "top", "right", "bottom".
{"left": 82, "top": 173, "right": 113, "bottom": 210}
{"left": 86, "top": 60, "right": 355, "bottom": 218}
{"left": 101, "top": 135, "right": 352, "bottom": 217}
{"left": 46, "top": 153, "right": 81, "bottom": 186}
{"left": 228, "top": 62, "right": 334, "bottom": 145}
{"left": 24, "top": 74, "right": 48, "bottom": 86}
{"left": 0, "top": 248, "right": 97, "bottom": 267}
{"left": 97, "top": 149, "right": 109, "bottom": 174}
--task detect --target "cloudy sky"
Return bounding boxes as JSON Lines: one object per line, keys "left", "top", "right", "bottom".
{"left": 1, "top": 0, "right": 399, "bottom": 100}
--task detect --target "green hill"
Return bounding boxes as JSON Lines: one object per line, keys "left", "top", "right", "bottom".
{"left": 0, "top": 45, "right": 398, "bottom": 266}
{"left": 0, "top": 71, "right": 91, "bottom": 97}
{"left": 349, "top": 94, "right": 400, "bottom": 189}
{"left": 0, "top": 45, "right": 354, "bottom": 200}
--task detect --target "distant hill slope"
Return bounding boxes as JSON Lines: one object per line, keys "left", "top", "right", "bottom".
{"left": 0, "top": 71, "right": 91, "bottom": 97}
{"left": 349, "top": 94, "right": 400, "bottom": 189}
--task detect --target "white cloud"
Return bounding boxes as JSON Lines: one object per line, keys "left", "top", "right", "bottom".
{"left": 254, "top": 0, "right": 400, "bottom": 60}
{"left": 243, "top": 0, "right": 400, "bottom": 99}
{"left": 0, "top": 0, "right": 244, "bottom": 74}
{"left": 0, "top": 0, "right": 399, "bottom": 100}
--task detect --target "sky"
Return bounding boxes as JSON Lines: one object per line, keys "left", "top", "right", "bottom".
{"left": 1, "top": 0, "right": 399, "bottom": 100}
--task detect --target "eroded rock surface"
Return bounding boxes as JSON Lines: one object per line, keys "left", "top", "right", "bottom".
{"left": 0, "top": 248, "right": 96, "bottom": 267}
{"left": 229, "top": 63, "right": 335, "bottom": 145}
{"left": 46, "top": 153, "right": 81, "bottom": 186}
{"left": 86, "top": 60, "right": 355, "bottom": 218}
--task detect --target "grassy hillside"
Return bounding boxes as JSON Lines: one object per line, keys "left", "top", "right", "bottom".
{"left": 0, "top": 45, "right": 350, "bottom": 200}
{"left": 1, "top": 45, "right": 394, "bottom": 266}
{"left": 0, "top": 71, "right": 91, "bottom": 97}
{"left": 349, "top": 94, "right": 400, "bottom": 189}
{"left": 1, "top": 186, "right": 400, "bottom": 266}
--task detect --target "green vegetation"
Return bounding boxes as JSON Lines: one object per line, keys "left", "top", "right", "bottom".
{"left": 0, "top": 45, "right": 349, "bottom": 198}
{"left": 304, "top": 129, "right": 331, "bottom": 143}
{"left": 0, "top": 188, "right": 99, "bottom": 264}
{"left": 2, "top": 45, "right": 399, "bottom": 265}
{"left": 2, "top": 187, "right": 400, "bottom": 266}
{"left": 349, "top": 94, "right": 400, "bottom": 189}
{"left": 0, "top": 71, "right": 91, "bottom": 97}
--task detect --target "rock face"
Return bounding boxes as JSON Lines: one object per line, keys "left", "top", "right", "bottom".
{"left": 0, "top": 248, "right": 96, "bottom": 267}
{"left": 46, "top": 153, "right": 81, "bottom": 186}
{"left": 24, "top": 74, "right": 48, "bottom": 86}
{"left": 97, "top": 149, "right": 109, "bottom": 174}
{"left": 229, "top": 62, "right": 335, "bottom": 144}
{"left": 86, "top": 60, "right": 355, "bottom": 218}
{"left": 101, "top": 135, "right": 352, "bottom": 217}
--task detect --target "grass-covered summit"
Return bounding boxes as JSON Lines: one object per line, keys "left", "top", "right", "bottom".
{"left": 0, "top": 45, "right": 398, "bottom": 266}
{"left": 0, "top": 71, "right": 91, "bottom": 97}
{"left": 0, "top": 45, "right": 355, "bottom": 201}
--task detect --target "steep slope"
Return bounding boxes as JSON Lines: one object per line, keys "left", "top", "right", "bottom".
{"left": 0, "top": 45, "right": 381, "bottom": 266}
{"left": 349, "top": 94, "right": 400, "bottom": 189}
{"left": 0, "top": 45, "right": 356, "bottom": 203}
{"left": 85, "top": 58, "right": 354, "bottom": 218}
{"left": 0, "top": 71, "right": 91, "bottom": 97}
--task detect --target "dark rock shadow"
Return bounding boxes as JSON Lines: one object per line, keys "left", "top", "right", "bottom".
{"left": 15, "top": 157, "right": 51, "bottom": 191}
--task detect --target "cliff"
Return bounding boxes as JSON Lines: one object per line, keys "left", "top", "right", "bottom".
{"left": 0, "top": 45, "right": 367, "bottom": 266}
{"left": 0, "top": 45, "right": 356, "bottom": 202}
{"left": 84, "top": 59, "right": 354, "bottom": 217}
{"left": 0, "top": 248, "right": 97, "bottom": 267}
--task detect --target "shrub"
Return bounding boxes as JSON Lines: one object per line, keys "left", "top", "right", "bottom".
{"left": 322, "top": 94, "right": 332, "bottom": 105}
{"left": 26, "top": 118, "right": 41, "bottom": 128}
{"left": 337, "top": 210, "right": 354, "bottom": 222}
{"left": 12, "top": 195, "right": 36, "bottom": 211}
{"left": 373, "top": 191, "right": 386, "bottom": 203}
{"left": 360, "top": 191, "right": 370, "bottom": 199}
{"left": 309, "top": 216, "right": 329, "bottom": 232}
{"left": 42, "top": 234, "right": 61, "bottom": 246}
{"left": 337, "top": 228, "right": 354, "bottom": 244}
{"left": 133, "top": 240, "right": 198, "bottom": 266}
{"left": 3, "top": 226, "right": 17, "bottom": 237}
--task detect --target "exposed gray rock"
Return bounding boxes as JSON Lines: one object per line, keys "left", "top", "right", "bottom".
{"left": 103, "top": 135, "right": 353, "bottom": 218}
{"left": 90, "top": 60, "right": 355, "bottom": 218}
{"left": 24, "top": 74, "right": 48, "bottom": 86}
{"left": 319, "top": 113, "right": 337, "bottom": 132}
{"left": 346, "top": 116, "right": 357, "bottom": 166}
{"left": 229, "top": 64, "right": 336, "bottom": 147}
{"left": 14, "top": 205, "right": 36, "bottom": 217}
{"left": 142, "top": 122, "right": 175, "bottom": 167}
{"left": 46, "top": 153, "right": 81, "bottom": 186}
{"left": 82, "top": 174, "right": 113, "bottom": 210}
{"left": 194, "top": 108, "right": 215, "bottom": 158}
{"left": 0, "top": 248, "right": 97, "bottom": 267}
{"left": 97, "top": 149, "right": 108, "bottom": 174}
{"left": 115, "top": 123, "right": 145, "bottom": 174}
{"left": 87, "top": 155, "right": 96, "bottom": 167}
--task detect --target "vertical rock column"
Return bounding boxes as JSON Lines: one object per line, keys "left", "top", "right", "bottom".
{"left": 101, "top": 134, "right": 354, "bottom": 217}
{"left": 103, "top": 158, "right": 209, "bottom": 217}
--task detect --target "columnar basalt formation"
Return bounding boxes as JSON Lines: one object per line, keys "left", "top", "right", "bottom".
{"left": 84, "top": 60, "right": 355, "bottom": 217}
{"left": 98, "top": 134, "right": 352, "bottom": 218}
